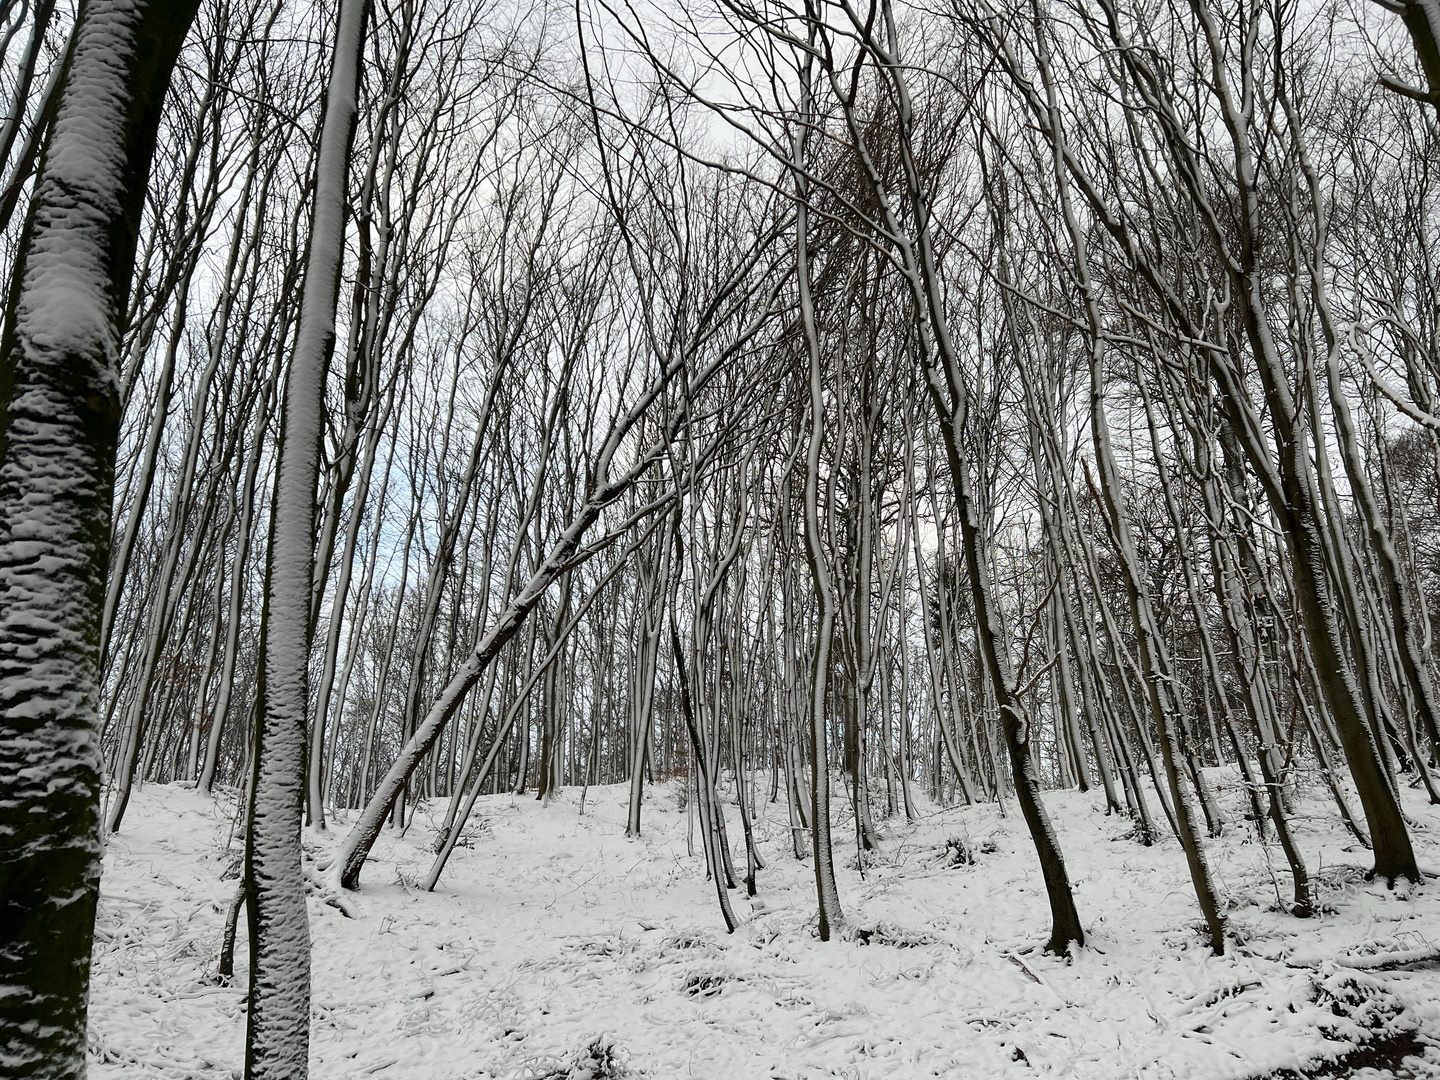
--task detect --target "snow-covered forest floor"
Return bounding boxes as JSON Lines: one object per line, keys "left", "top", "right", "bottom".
{"left": 88, "top": 773, "right": 1440, "bottom": 1079}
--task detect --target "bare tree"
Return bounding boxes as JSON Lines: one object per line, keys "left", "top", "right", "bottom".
{"left": 243, "top": 0, "right": 368, "bottom": 1074}
{"left": 0, "top": 0, "right": 198, "bottom": 1074}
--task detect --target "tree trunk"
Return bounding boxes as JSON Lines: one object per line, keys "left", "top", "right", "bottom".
{"left": 792, "top": 76, "right": 845, "bottom": 939}
{"left": 244, "top": 0, "right": 368, "bottom": 1075}
{"left": 0, "top": 1, "right": 197, "bottom": 1074}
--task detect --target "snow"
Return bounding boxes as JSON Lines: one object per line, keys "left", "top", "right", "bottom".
{"left": 88, "top": 775, "right": 1440, "bottom": 1078}
{"left": 12, "top": 0, "right": 142, "bottom": 374}
{"left": 0, "top": 3, "right": 160, "bottom": 1073}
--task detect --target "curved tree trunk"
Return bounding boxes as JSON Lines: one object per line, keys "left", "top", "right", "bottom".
{"left": 792, "top": 59, "right": 846, "bottom": 940}
{"left": 0, "top": 1, "right": 198, "bottom": 1075}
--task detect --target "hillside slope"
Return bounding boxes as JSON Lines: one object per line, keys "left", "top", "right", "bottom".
{"left": 88, "top": 774, "right": 1440, "bottom": 1078}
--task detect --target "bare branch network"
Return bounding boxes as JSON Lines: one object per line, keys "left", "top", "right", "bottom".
{"left": 3, "top": 0, "right": 1440, "bottom": 1077}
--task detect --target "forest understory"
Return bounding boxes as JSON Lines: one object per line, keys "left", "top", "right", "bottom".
{"left": 14, "top": 1, "right": 1440, "bottom": 1077}
{"left": 88, "top": 774, "right": 1440, "bottom": 1080}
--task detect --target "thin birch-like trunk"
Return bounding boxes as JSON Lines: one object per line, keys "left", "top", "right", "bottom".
{"left": 243, "top": 0, "right": 367, "bottom": 1073}
{"left": 792, "top": 58, "right": 844, "bottom": 939}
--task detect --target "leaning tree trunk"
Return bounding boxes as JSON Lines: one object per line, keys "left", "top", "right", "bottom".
{"left": 827, "top": 0, "right": 1085, "bottom": 954}
{"left": 0, "top": 1, "right": 198, "bottom": 1076}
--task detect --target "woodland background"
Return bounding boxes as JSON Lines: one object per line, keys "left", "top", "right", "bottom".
{"left": 5, "top": 0, "right": 1440, "bottom": 1077}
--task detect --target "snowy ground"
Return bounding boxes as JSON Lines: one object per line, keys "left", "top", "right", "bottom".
{"left": 88, "top": 770, "right": 1440, "bottom": 1079}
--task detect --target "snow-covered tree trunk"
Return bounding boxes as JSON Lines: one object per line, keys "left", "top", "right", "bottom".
{"left": 815, "top": 0, "right": 1085, "bottom": 955}
{"left": 0, "top": 1, "right": 197, "bottom": 1075}
{"left": 792, "top": 63, "right": 845, "bottom": 941}
{"left": 242, "top": 0, "right": 367, "bottom": 1075}
{"left": 330, "top": 495, "right": 619, "bottom": 890}
{"left": 1380, "top": 0, "right": 1440, "bottom": 109}
{"left": 624, "top": 536, "right": 667, "bottom": 837}
{"left": 1185, "top": 0, "right": 1419, "bottom": 883}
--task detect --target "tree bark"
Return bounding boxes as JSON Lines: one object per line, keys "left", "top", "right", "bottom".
{"left": 0, "top": 1, "right": 197, "bottom": 1074}
{"left": 243, "top": 0, "right": 368, "bottom": 1075}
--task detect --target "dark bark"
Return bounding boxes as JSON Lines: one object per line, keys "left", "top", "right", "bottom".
{"left": 0, "top": 1, "right": 198, "bottom": 1075}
